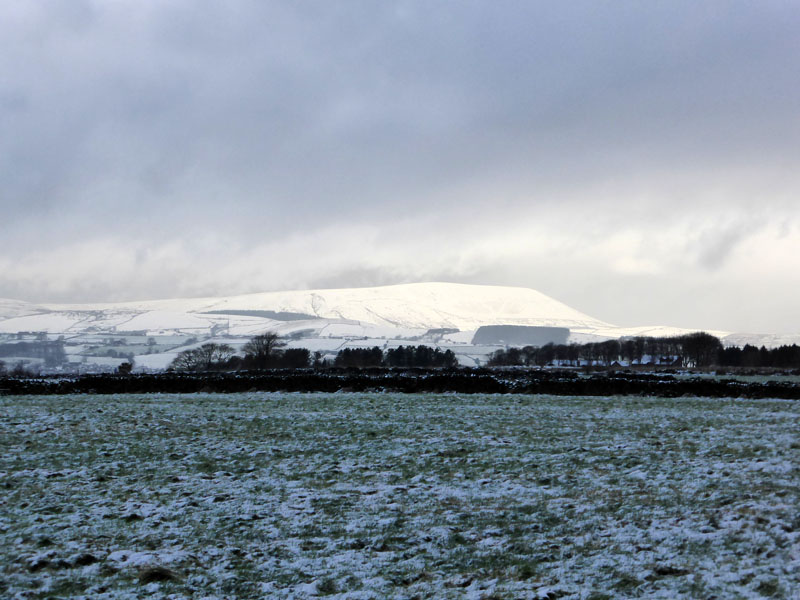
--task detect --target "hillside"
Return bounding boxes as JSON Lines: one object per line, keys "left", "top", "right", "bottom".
{"left": 0, "top": 283, "right": 612, "bottom": 333}
{"left": 1, "top": 283, "right": 796, "bottom": 373}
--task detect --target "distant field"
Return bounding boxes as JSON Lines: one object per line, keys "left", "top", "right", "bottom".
{"left": 1, "top": 393, "right": 798, "bottom": 599}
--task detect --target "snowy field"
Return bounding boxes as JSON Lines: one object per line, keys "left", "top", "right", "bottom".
{"left": 1, "top": 394, "right": 798, "bottom": 599}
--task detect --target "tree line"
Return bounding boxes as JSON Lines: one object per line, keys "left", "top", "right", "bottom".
{"left": 168, "top": 333, "right": 458, "bottom": 372}
{"left": 487, "top": 332, "right": 800, "bottom": 369}
{"left": 169, "top": 333, "right": 313, "bottom": 372}
{"left": 0, "top": 340, "right": 67, "bottom": 367}
{"left": 334, "top": 345, "right": 458, "bottom": 368}
{"left": 167, "top": 330, "right": 800, "bottom": 372}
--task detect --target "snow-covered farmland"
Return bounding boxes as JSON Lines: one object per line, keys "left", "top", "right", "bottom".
{"left": 1, "top": 394, "right": 798, "bottom": 599}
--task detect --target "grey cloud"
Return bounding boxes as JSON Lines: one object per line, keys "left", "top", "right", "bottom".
{"left": 694, "top": 222, "right": 759, "bottom": 271}
{"left": 1, "top": 1, "right": 799, "bottom": 332}
{"left": 308, "top": 266, "right": 417, "bottom": 291}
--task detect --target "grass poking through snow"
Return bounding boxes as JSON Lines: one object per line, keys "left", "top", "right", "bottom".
{"left": 1, "top": 393, "right": 798, "bottom": 598}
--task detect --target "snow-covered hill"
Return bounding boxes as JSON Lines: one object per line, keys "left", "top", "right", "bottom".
{"left": 1, "top": 283, "right": 797, "bottom": 373}
{"left": 0, "top": 283, "right": 612, "bottom": 333}
{"left": 0, "top": 298, "right": 43, "bottom": 319}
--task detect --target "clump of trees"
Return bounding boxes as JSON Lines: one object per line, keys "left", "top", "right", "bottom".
{"left": 718, "top": 344, "right": 800, "bottom": 368}
{"left": 241, "top": 332, "right": 286, "bottom": 369}
{"left": 331, "top": 345, "right": 458, "bottom": 368}
{"left": 239, "top": 333, "right": 312, "bottom": 369}
{"left": 170, "top": 343, "right": 236, "bottom": 372}
{"left": 384, "top": 345, "right": 458, "bottom": 368}
{"left": 271, "top": 348, "right": 312, "bottom": 369}
{"left": 489, "top": 332, "right": 726, "bottom": 368}
{"left": 0, "top": 339, "right": 67, "bottom": 367}
{"left": 486, "top": 332, "right": 800, "bottom": 370}
{"left": 334, "top": 347, "right": 384, "bottom": 368}
{"left": 168, "top": 333, "right": 313, "bottom": 372}
{"left": 117, "top": 360, "right": 134, "bottom": 375}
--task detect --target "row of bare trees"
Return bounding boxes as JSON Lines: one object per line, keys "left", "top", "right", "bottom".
{"left": 168, "top": 334, "right": 461, "bottom": 372}
{"left": 488, "top": 332, "right": 726, "bottom": 368}
{"left": 167, "top": 330, "right": 800, "bottom": 372}
{"left": 170, "top": 343, "right": 236, "bottom": 371}
{"left": 169, "top": 332, "right": 293, "bottom": 372}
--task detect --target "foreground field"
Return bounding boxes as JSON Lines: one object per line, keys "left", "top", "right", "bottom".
{"left": 1, "top": 394, "right": 798, "bottom": 599}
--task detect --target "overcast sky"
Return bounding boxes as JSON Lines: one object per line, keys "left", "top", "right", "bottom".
{"left": 1, "top": 1, "right": 799, "bottom": 333}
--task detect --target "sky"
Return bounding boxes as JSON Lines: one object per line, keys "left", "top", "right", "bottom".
{"left": 1, "top": 1, "right": 799, "bottom": 333}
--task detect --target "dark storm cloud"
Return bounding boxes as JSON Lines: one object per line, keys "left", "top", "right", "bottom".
{"left": 1, "top": 1, "right": 799, "bottom": 332}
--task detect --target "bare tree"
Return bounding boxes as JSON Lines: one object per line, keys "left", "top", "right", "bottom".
{"left": 170, "top": 349, "right": 201, "bottom": 371}
{"left": 169, "top": 343, "right": 234, "bottom": 371}
{"left": 680, "top": 332, "right": 722, "bottom": 368}
{"left": 117, "top": 360, "right": 134, "bottom": 375}
{"left": 195, "top": 343, "right": 235, "bottom": 370}
{"left": 242, "top": 332, "right": 286, "bottom": 369}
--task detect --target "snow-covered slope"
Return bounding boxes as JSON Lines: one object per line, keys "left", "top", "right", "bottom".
{"left": 9, "top": 282, "right": 612, "bottom": 332}
{"left": 1, "top": 283, "right": 797, "bottom": 350}
{"left": 0, "top": 298, "right": 42, "bottom": 319}
{"left": 205, "top": 282, "right": 611, "bottom": 330}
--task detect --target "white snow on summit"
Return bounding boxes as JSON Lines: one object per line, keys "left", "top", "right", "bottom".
{"left": 4, "top": 282, "right": 610, "bottom": 332}
{"left": 1, "top": 284, "right": 797, "bottom": 364}
{"left": 190, "top": 282, "right": 612, "bottom": 330}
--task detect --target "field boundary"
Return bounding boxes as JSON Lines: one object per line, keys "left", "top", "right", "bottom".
{"left": 2, "top": 369, "right": 800, "bottom": 398}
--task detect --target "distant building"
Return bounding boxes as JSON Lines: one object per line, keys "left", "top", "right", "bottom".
{"left": 471, "top": 325, "right": 570, "bottom": 346}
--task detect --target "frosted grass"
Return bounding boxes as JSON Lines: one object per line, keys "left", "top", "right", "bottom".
{"left": 1, "top": 393, "right": 798, "bottom": 599}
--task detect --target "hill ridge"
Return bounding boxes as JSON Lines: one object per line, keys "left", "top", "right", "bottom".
{"left": 3, "top": 282, "right": 612, "bottom": 331}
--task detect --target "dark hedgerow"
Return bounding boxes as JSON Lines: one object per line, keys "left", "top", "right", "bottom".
{"left": 2, "top": 368, "right": 799, "bottom": 398}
